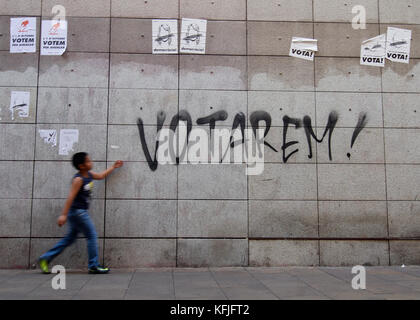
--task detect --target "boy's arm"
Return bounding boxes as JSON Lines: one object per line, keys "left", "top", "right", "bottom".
{"left": 90, "top": 160, "right": 123, "bottom": 180}
{"left": 58, "top": 177, "right": 83, "bottom": 227}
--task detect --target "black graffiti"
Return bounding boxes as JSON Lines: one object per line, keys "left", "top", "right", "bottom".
{"left": 249, "top": 111, "right": 278, "bottom": 153}
{"left": 220, "top": 112, "right": 246, "bottom": 163}
{"left": 303, "top": 111, "right": 338, "bottom": 161}
{"left": 169, "top": 110, "right": 193, "bottom": 164}
{"left": 282, "top": 115, "right": 302, "bottom": 163}
{"left": 347, "top": 112, "right": 368, "bottom": 159}
{"left": 137, "top": 109, "right": 367, "bottom": 171}
{"left": 136, "top": 111, "right": 166, "bottom": 171}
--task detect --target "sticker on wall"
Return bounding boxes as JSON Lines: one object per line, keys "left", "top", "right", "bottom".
{"left": 289, "top": 37, "right": 318, "bottom": 61}
{"left": 386, "top": 27, "right": 411, "bottom": 64}
{"left": 152, "top": 19, "right": 178, "bottom": 54}
{"left": 180, "top": 18, "right": 207, "bottom": 54}
{"left": 41, "top": 20, "right": 67, "bottom": 55}
{"left": 59, "top": 129, "right": 79, "bottom": 155}
{"left": 360, "top": 34, "right": 386, "bottom": 67}
{"left": 9, "top": 91, "right": 30, "bottom": 120}
{"left": 39, "top": 129, "right": 57, "bottom": 147}
{"left": 10, "top": 17, "right": 37, "bottom": 53}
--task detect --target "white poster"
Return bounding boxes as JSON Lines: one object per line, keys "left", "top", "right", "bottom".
{"left": 289, "top": 37, "right": 318, "bottom": 61}
{"left": 59, "top": 129, "right": 79, "bottom": 155}
{"left": 386, "top": 27, "right": 411, "bottom": 64}
{"left": 10, "top": 17, "right": 37, "bottom": 53}
{"left": 360, "top": 34, "right": 386, "bottom": 67}
{"left": 41, "top": 20, "right": 67, "bottom": 55}
{"left": 39, "top": 130, "right": 57, "bottom": 147}
{"left": 9, "top": 91, "right": 30, "bottom": 120}
{"left": 180, "top": 18, "right": 207, "bottom": 54}
{"left": 152, "top": 19, "right": 178, "bottom": 54}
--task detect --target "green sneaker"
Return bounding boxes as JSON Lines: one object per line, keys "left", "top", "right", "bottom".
{"left": 88, "top": 265, "right": 110, "bottom": 274}
{"left": 38, "top": 259, "right": 51, "bottom": 274}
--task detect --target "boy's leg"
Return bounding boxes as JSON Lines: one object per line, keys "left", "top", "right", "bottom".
{"left": 76, "top": 210, "right": 100, "bottom": 269}
{"left": 39, "top": 213, "right": 78, "bottom": 264}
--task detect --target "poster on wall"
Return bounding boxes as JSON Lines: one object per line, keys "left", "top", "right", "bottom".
{"left": 289, "top": 37, "right": 318, "bottom": 61}
{"left": 39, "top": 129, "right": 57, "bottom": 147}
{"left": 386, "top": 27, "right": 411, "bottom": 64}
{"left": 360, "top": 34, "right": 386, "bottom": 67}
{"left": 180, "top": 18, "right": 207, "bottom": 54}
{"left": 9, "top": 91, "right": 30, "bottom": 120}
{"left": 152, "top": 19, "right": 178, "bottom": 54}
{"left": 41, "top": 20, "right": 67, "bottom": 55}
{"left": 59, "top": 129, "right": 79, "bottom": 155}
{"left": 10, "top": 17, "right": 37, "bottom": 53}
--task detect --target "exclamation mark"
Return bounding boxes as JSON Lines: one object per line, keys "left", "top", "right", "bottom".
{"left": 347, "top": 112, "right": 368, "bottom": 159}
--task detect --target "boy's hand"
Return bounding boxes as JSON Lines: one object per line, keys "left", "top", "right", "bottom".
{"left": 57, "top": 215, "right": 67, "bottom": 227}
{"left": 113, "top": 160, "right": 123, "bottom": 168}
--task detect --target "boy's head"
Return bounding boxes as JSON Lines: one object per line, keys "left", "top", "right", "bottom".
{"left": 72, "top": 152, "right": 93, "bottom": 171}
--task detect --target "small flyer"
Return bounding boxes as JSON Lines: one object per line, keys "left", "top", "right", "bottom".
{"left": 41, "top": 20, "right": 67, "bottom": 55}
{"left": 180, "top": 18, "right": 207, "bottom": 54}
{"left": 9, "top": 91, "right": 30, "bottom": 120}
{"left": 289, "top": 37, "right": 318, "bottom": 61}
{"left": 59, "top": 129, "right": 79, "bottom": 156}
{"left": 360, "top": 34, "right": 386, "bottom": 67}
{"left": 39, "top": 130, "right": 57, "bottom": 147}
{"left": 386, "top": 27, "right": 411, "bottom": 64}
{"left": 10, "top": 17, "right": 37, "bottom": 53}
{"left": 152, "top": 19, "right": 178, "bottom": 54}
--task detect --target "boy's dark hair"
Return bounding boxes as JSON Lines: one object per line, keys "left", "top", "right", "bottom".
{"left": 72, "top": 152, "right": 88, "bottom": 170}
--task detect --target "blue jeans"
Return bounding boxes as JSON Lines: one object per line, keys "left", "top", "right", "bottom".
{"left": 39, "top": 208, "right": 99, "bottom": 269}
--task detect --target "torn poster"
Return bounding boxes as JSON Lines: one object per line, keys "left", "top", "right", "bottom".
{"left": 289, "top": 37, "right": 318, "bottom": 61}
{"left": 39, "top": 129, "right": 57, "bottom": 147}
{"left": 41, "top": 20, "right": 67, "bottom": 55}
{"left": 59, "top": 129, "right": 79, "bottom": 156}
{"left": 152, "top": 19, "right": 178, "bottom": 54}
{"left": 360, "top": 34, "right": 386, "bottom": 67}
{"left": 180, "top": 18, "right": 207, "bottom": 54}
{"left": 386, "top": 27, "right": 411, "bottom": 64}
{"left": 10, "top": 17, "right": 37, "bottom": 53}
{"left": 9, "top": 91, "right": 30, "bottom": 120}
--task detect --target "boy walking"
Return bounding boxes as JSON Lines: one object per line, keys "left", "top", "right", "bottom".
{"left": 38, "top": 152, "right": 123, "bottom": 274}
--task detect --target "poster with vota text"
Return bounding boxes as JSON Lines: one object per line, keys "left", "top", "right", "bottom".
{"left": 152, "top": 19, "right": 178, "bottom": 54}
{"left": 41, "top": 20, "right": 67, "bottom": 55}
{"left": 289, "top": 37, "right": 318, "bottom": 61}
{"left": 360, "top": 34, "right": 386, "bottom": 67}
{"left": 180, "top": 18, "right": 207, "bottom": 54}
{"left": 386, "top": 27, "right": 411, "bottom": 64}
{"left": 10, "top": 17, "right": 37, "bottom": 53}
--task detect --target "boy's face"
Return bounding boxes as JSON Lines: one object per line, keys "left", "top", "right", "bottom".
{"left": 80, "top": 155, "right": 93, "bottom": 171}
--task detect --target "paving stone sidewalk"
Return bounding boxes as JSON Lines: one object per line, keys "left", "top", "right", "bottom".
{"left": 1, "top": 266, "right": 420, "bottom": 300}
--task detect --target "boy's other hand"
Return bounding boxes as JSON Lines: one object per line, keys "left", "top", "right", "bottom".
{"left": 113, "top": 160, "right": 123, "bottom": 168}
{"left": 57, "top": 215, "right": 67, "bottom": 227}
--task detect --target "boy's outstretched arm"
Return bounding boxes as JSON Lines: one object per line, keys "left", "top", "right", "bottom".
{"left": 58, "top": 177, "right": 83, "bottom": 227}
{"left": 90, "top": 160, "right": 123, "bottom": 180}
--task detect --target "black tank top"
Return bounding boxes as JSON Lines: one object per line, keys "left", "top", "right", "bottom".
{"left": 71, "top": 172, "right": 94, "bottom": 210}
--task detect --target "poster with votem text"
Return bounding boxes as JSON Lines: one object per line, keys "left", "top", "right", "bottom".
{"left": 41, "top": 20, "right": 67, "bottom": 55}
{"left": 10, "top": 17, "right": 37, "bottom": 53}
{"left": 180, "top": 18, "right": 207, "bottom": 54}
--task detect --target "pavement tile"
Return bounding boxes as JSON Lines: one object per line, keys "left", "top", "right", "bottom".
{"left": 1, "top": 267, "right": 420, "bottom": 300}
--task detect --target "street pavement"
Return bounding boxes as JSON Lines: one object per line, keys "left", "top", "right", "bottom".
{"left": 1, "top": 266, "right": 420, "bottom": 300}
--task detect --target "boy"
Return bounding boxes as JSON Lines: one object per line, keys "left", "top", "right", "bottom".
{"left": 38, "top": 152, "right": 123, "bottom": 274}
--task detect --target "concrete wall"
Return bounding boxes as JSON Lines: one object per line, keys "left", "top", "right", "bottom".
{"left": 1, "top": 0, "right": 420, "bottom": 268}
